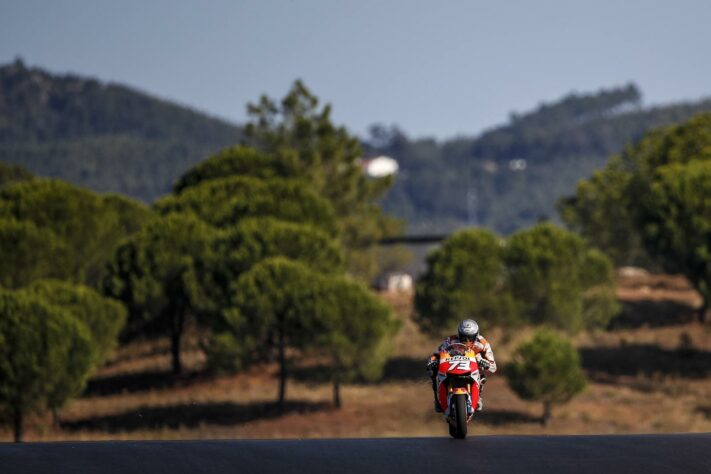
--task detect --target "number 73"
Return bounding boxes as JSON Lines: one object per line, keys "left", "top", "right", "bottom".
{"left": 448, "top": 360, "right": 471, "bottom": 371}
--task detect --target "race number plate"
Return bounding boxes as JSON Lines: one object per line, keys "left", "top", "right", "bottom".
{"left": 448, "top": 357, "right": 471, "bottom": 371}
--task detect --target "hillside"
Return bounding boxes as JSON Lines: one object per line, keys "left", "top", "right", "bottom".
{"left": 2, "top": 61, "right": 711, "bottom": 231}
{"left": 0, "top": 59, "right": 242, "bottom": 201}
{"left": 365, "top": 84, "right": 711, "bottom": 234}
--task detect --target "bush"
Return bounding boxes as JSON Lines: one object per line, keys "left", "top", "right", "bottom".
{"left": 415, "top": 229, "right": 519, "bottom": 333}
{"left": 505, "top": 223, "right": 619, "bottom": 331}
{"left": 415, "top": 224, "right": 618, "bottom": 334}
{"left": 0, "top": 290, "right": 94, "bottom": 442}
{"left": 506, "top": 329, "right": 586, "bottom": 425}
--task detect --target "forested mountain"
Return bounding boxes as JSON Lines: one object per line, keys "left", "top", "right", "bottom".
{"left": 0, "top": 59, "right": 242, "bottom": 201}
{"left": 2, "top": 60, "right": 711, "bottom": 235}
{"left": 364, "top": 84, "right": 711, "bottom": 234}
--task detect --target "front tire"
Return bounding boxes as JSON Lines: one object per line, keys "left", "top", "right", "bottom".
{"left": 452, "top": 394, "right": 468, "bottom": 439}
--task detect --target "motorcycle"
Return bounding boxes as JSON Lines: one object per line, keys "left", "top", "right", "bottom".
{"left": 435, "top": 342, "right": 487, "bottom": 439}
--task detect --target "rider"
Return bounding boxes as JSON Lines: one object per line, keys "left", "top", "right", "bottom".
{"left": 427, "top": 319, "right": 497, "bottom": 413}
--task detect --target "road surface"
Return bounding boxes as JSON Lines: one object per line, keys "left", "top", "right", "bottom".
{"left": 1, "top": 434, "right": 709, "bottom": 473}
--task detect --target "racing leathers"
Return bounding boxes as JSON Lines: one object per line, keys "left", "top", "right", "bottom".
{"left": 427, "top": 334, "right": 497, "bottom": 412}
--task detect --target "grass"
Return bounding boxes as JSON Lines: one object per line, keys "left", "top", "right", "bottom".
{"left": 1, "top": 271, "right": 710, "bottom": 441}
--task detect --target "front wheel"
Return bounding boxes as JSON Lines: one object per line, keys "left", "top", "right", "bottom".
{"left": 451, "top": 394, "right": 468, "bottom": 439}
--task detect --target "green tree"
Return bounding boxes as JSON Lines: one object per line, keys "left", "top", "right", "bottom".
{"left": 104, "top": 213, "right": 216, "bottom": 374}
{"left": 560, "top": 113, "right": 711, "bottom": 266}
{"left": 0, "top": 179, "right": 113, "bottom": 285}
{"left": 506, "top": 329, "right": 586, "bottom": 425}
{"left": 0, "top": 218, "right": 72, "bottom": 288}
{"left": 0, "top": 290, "right": 93, "bottom": 442}
{"left": 24, "top": 280, "right": 126, "bottom": 363}
{"left": 580, "top": 249, "right": 620, "bottom": 330}
{"left": 242, "top": 81, "right": 398, "bottom": 281}
{"left": 0, "top": 179, "right": 153, "bottom": 287}
{"left": 221, "top": 257, "right": 397, "bottom": 410}
{"left": 22, "top": 280, "right": 126, "bottom": 424}
{"left": 414, "top": 229, "right": 518, "bottom": 334}
{"left": 103, "top": 193, "right": 156, "bottom": 236}
{"left": 639, "top": 161, "right": 711, "bottom": 321}
{"left": 558, "top": 157, "right": 649, "bottom": 266}
{"left": 244, "top": 80, "right": 390, "bottom": 215}
{"left": 156, "top": 176, "right": 338, "bottom": 237}
{"left": 203, "top": 218, "right": 344, "bottom": 315}
{"left": 220, "top": 218, "right": 343, "bottom": 274}
{"left": 173, "top": 145, "right": 297, "bottom": 193}
{"left": 0, "top": 162, "right": 33, "bottom": 188}
{"left": 225, "top": 258, "right": 326, "bottom": 409}
{"left": 505, "top": 223, "right": 617, "bottom": 332}
{"left": 316, "top": 277, "right": 399, "bottom": 408}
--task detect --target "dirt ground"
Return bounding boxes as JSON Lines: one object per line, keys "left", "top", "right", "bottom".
{"left": 2, "top": 270, "right": 710, "bottom": 441}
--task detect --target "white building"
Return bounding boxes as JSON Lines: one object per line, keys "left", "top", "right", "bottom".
{"left": 375, "top": 272, "right": 414, "bottom": 293}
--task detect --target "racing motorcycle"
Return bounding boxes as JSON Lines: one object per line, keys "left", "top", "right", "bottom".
{"left": 435, "top": 342, "right": 488, "bottom": 439}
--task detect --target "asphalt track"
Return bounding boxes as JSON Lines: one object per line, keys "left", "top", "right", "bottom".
{"left": 1, "top": 434, "right": 710, "bottom": 473}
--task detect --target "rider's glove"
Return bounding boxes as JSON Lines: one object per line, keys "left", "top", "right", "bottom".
{"left": 426, "top": 360, "right": 438, "bottom": 375}
{"left": 478, "top": 359, "right": 490, "bottom": 371}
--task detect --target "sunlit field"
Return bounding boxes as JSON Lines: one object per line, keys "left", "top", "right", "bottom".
{"left": 2, "top": 271, "right": 708, "bottom": 442}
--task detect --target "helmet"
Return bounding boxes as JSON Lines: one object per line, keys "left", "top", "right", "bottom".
{"left": 458, "top": 319, "right": 479, "bottom": 342}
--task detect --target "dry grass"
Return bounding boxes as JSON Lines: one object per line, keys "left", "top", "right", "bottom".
{"left": 1, "top": 273, "right": 710, "bottom": 441}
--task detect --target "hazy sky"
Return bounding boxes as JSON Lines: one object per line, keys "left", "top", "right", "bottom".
{"left": 2, "top": 0, "right": 710, "bottom": 139}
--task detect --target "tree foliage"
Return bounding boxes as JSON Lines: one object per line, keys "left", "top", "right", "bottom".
{"left": 24, "top": 279, "right": 126, "bottom": 363}
{"left": 242, "top": 80, "right": 399, "bottom": 280}
{"left": 314, "top": 276, "right": 399, "bottom": 407}
{"left": 220, "top": 218, "right": 343, "bottom": 274}
{"left": 223, "top": 258, "right": 329, "bottom": 407}
{"left": 0, "top": 218, "right": 72, "bottom": 288}
{"left": 506, "top": 329, "right": 586, "bottom": 425}
{"left": 0, "top": 289, "right": 93, "bottom": 442}
{"left": 157, "top": 175, "right": 338, "bottom": 237}
{"left": 557, "top": 157, "right": 647, "bottom": 266}
{"left": 217, "top": 257, "right": 397, "bottom": 409}
{"left": 173, "top": 145, "right": 296, "bottom": 193}
{"left": 199, "top": 217, "right": 345, "bottom": 321}
{"left": 0, "top": 179, "right": 153, "bottom": 287}
{"left": 579, "top": 249, "right": 619, "bottom": 330}
{"left": 20, "top": 280, "right": 125, "bottom": 421}
{"left": 415, "top": 224, "right": 618, "bottom": 334}
{"left": 639, "top": 160, "right": 711, "bottom": 319}
{"left": 0, "top": 162, "right": 33, "bottom": 189}
{"left": 104, "top": 213, "right": 217, "bottom": 374}
{"left": 244, "top": 80, "right": 390, "bottom": 214}
{"left": 103, "top": 193, "right": 156, "bottom": 236}
{"left": 505, "top": 224, "right": 618, "bottom": 332}
{"left": 414, "top": 229, "right": 518, "bottom": 333}
{"left": 561, "top": 113, "right": 711, "bottom": 318}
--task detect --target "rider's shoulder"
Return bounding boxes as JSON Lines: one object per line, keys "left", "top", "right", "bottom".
{"left": 477, "top": 334, "right": 490, "bottom": 345}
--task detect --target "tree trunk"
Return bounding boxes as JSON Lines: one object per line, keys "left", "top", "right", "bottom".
{"left": 277, "top": 329, "right": 287, "bottom": 412}
{"left": 52, "top": 407, "right": 61, "bottom": 430}
{"left": 333, "top": 378, "right": 341, "bottom": 409}
{"left": 170, "top": 311, "right": 184, "bottom": 375}
{"left": 541, "top": 400, "right": 552, "bottom": 426}
{"left": 698, "top": 297, "right": 709, "bottom": 324}
{"left": 690, "top": 280, "right": 709, "bottom": 324}
{"left": 14, "top": 406, "right": 23, "bottom": 443}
